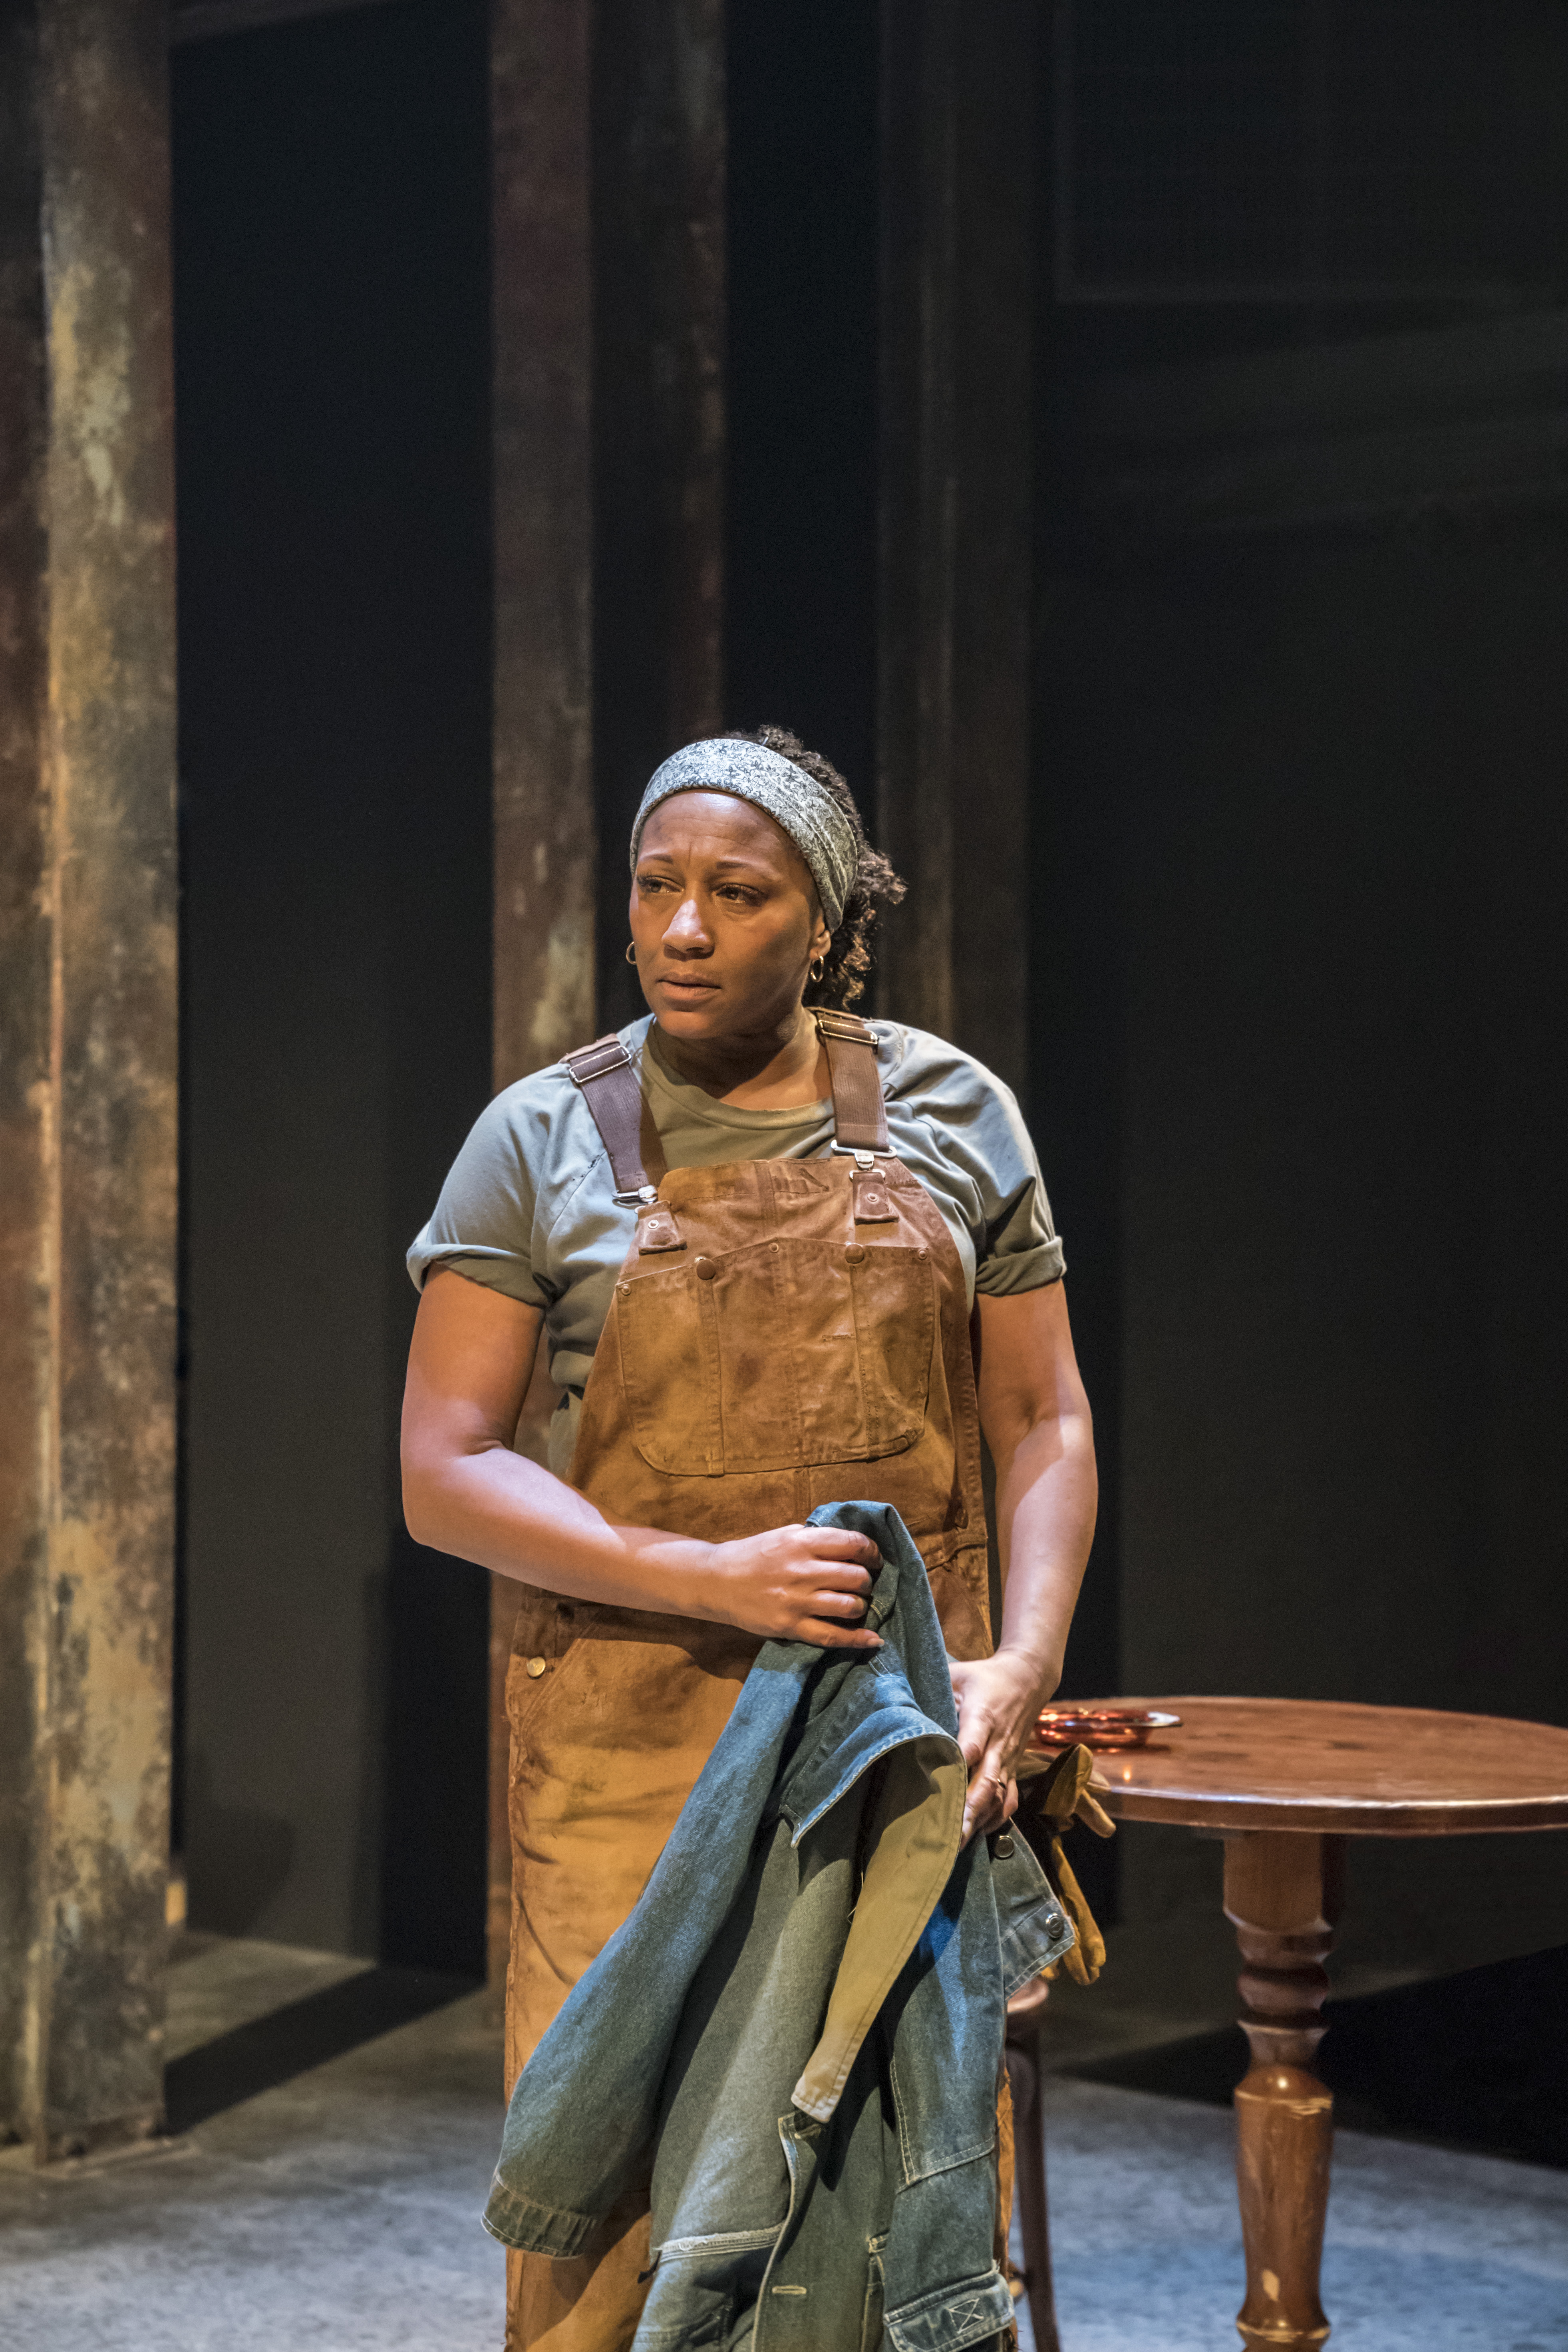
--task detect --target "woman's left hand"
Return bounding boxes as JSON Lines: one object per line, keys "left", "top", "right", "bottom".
{"left": 949, "top": 1648, "right": 1056, "bottom": 1843}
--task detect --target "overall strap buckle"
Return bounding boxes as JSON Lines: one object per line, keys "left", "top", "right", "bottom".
{"left": 848, "top": 1157, "right": 898, "bottom": 1223}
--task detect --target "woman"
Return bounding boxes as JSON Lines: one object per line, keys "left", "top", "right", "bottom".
{"left": 401, "top": 728, "right": 1097, "bottom": 2350}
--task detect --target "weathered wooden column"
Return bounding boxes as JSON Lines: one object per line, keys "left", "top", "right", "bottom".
{"left": 876, "top": 0, "right": 1038, "bottom": 1091}
{"left": 492, "top": 0, "right": 598, "bottom": 1098}
{"left": 489, "top": 0, "right": 597, "bottom": 2007}
{"left": 486, "top": 0, "right": 725, "bottom": 2002}
{"left": 591, "top": 0, "right": 725, "bottom": 1027}
{"left": 0, "top": 0, "right": 178, "bottom": 2160}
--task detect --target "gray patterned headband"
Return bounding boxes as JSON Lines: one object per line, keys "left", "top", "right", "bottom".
{"left": 628, "top": 739, "right": 859, "bottom": 933}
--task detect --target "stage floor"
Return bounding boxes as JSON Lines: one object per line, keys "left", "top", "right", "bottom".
{"left": 2, "top": 1930, "right": 1564, "bottom": 2351}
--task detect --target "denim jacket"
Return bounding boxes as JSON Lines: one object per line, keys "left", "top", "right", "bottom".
{"left": 483, "top": 1501, "right": 1075, "bottom": 2351}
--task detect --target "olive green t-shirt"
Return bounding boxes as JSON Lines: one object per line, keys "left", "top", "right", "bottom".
{"left": 407, "top": 1017, "right": 1065, "bottom": 1474}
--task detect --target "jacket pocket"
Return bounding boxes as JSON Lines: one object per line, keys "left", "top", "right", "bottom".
{"left": 884, "top": 2266, "right": 1015, "bottom": 2352}
{"left": 620, "top": 1240, "right": 935, "bottom": 1476}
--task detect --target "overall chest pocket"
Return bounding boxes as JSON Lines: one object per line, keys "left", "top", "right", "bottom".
{"left": 618, "top": 1237, "right": 935, "bottom": 1476}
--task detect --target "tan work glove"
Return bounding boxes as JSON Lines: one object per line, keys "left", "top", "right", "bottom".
{"left": 1015, "top": 1743, "right": 1115, "bottom": 1986}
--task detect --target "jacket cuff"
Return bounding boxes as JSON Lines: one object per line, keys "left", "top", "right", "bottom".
{"left": 482, "top": 2176, "right": 602, "bottom": 2257}
{"left": 999, "top": 1902, "right": 1075, "bottom": 1998}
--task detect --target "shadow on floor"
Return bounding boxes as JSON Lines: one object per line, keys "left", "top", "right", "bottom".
{"left": 1069, "top": 1941, "right": 1568, "bottom": 2169}
{"left": 165, "top": 1966, "right": 481, "bottom": 2132}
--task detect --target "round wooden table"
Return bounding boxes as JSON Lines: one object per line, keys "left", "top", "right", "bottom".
{"left": 1085, "top": 1696, "right": 1568, "bottom": 2350}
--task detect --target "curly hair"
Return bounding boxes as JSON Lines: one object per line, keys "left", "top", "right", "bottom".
{"left": 717, "top": 727, "right": 906, "bottom": 1011}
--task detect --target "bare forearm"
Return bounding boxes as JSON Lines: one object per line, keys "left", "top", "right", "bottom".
{"left": 991, "top": 1408, "right": 1098, "bottom": 1694}
{"left": 403, "top": 1442, "right": 715, "bottom": 1617}
{"left": 948, "top": 1281, "right": 1096, "bottom": 1832}
{"left": 402, "top": 1439, "right": 884, "bottom": 1651}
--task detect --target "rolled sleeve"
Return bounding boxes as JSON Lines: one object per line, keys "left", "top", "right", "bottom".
{"left": 960, "top": 1063, "right": 1067, "bottom": 1296}
{"left": 973, "top": 1172, "right": 1066, "bottom": 1297}
{"left": 405, "top": 1083, "right": 556, "bottom": 1308}
{"left": 406, "top": 1237, "right": 548, "bottom": 1307}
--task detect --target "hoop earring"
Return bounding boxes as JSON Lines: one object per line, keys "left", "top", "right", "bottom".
{"left": 809, "top": 955, "right": 826, "bottom": 984}
{"left": 625, "top": 942, "right": 638, "bottom": 966}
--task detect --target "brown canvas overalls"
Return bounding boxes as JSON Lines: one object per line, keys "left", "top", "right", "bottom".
{"left": 503, "top": 1012, "right": 1003, "bottom": 2350}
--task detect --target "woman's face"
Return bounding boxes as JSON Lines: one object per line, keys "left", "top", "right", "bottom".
{"left": 630, "top": 791, "right": 833, "bottom": 1043}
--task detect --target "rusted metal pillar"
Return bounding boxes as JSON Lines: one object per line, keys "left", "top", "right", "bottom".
{"left": 486, "top": 0, "right": 725, "bottom": 2004}
{"left": 0, "top": 0, "right": 178, "bottom": 2161}
{"left": 876, "top": 0, "right": 1038, "bottom": 1092}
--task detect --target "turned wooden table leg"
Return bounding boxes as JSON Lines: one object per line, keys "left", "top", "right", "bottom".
{"left": 1222, "top": 1831, "right": 1344, "bottom": 2351}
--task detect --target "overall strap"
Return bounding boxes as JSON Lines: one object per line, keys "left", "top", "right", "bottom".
{"left": 562, "top": 1035, "right": 655, "bottom": 1203}
{"left": 814, "top": 1009, "right": 890, "bottom": 1154}
{"left": 568, "top": 1013, "right": 890, "bottom": 1188}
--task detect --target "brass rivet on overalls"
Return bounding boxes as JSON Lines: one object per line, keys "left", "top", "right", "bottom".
{"left": 694, "top": 1255, "right": 718, "bottom": 1281}
{"left": 844, "top": 1244, "right": 866, "bottom": 1266}
{"left": 525, "top": 1656, "right": 549, "bottom": 1679}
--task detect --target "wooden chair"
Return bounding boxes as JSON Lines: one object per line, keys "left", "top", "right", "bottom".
{"left": 1005, "top": 1969, "right": 1061, "bottom": 2352}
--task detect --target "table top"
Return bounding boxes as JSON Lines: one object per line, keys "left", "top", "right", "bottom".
{"left": 1081, "top": 1696, "right": 1568, "bottom": 1836}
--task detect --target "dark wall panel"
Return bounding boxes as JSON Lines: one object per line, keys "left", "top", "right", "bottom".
{"left": 1039, "top": 5, "right": 1568, "bottom": 1981}
{"left": 1111, "top": 522, "right": 1567, "bottom": 1722}
{"left": 1039, "top": 505, "right": 1568, "bottom": 1973}
{"left": 174, "top": 0, "right": 492, "bottom": 1966}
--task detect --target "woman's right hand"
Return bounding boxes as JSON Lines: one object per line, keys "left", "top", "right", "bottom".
{"left": 701, "top": 1523, "right": 883, "bottom": 1648}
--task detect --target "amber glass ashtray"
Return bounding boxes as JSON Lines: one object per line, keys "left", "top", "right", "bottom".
{"left": 1029, "top": 1706, "right": 1182, "bottom": 1752}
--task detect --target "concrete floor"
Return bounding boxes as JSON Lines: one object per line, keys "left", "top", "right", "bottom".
{"left": 2, "top": 1929, "right": 1565, "bottom": 2352}
{"left": 0, "top": 1940, "right": 505, "bottom": 2352}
